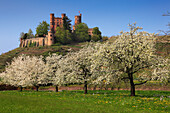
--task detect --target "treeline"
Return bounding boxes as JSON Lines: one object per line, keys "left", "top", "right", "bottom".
{"left": 20, "top": 21, "right": 49, "bottom": 39}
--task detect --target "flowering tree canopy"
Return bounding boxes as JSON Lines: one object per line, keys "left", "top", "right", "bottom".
{"left": 44, "top": 53, "right": 65, "bottom": 92}
{"left": 60, "top": 43, "right": 99, "bottom": 94}
{"left": 91, "top": 23, "right": 169, "bottom": 96}
{"left": 0, "top": 55, "right": 46, "bottom": 91}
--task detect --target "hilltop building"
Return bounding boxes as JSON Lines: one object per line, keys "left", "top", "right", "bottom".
{"left": 20, "top": 13, "right": 93, "bottom": 47}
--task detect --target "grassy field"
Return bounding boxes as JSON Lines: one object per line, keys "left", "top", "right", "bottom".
{"left": 0, "top": 90, "right": 169, "bottom": 113}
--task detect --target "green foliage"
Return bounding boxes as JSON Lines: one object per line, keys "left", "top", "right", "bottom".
{"left": 91, "top": 34, "right": 101, "bottom": 42}
{"left": 75, "top": 23, "right": 90, "bottom": 42}
{"left": 92, "top": 27, "right": 101, "bottom": 36}
{"left": 29, "top": 42, "right": 36, "bottom": 47}
{"left": 102, "top": 36, "right": 109, "bottom": 41}
{"left": 55, "top": 27, "right": 72, "bottom": 45}
{"left": 51, "top": 43, "right": 61, "bottom": 46}
{"left": 27, "top": 29, "right": 34, "bottom": 38}
{"left": 91, "top": 27, "right": 102, "bottom": 42}
{"left": 62, "top": 16, "right": 72, "bottom": 32}
{"left": 36, "top": 21, "right": 49, "bottom": 37}
{"left": 19, "top": 32, "right": 25, "bottom": 39}
{"left": 23, "top": 33, "right": 28, "bottom": 39}
{"left": 20, "top": 29, "right": 34, "bottom": 40}
{"left": 0, "top": 90, "right": 169, "bottom": 113}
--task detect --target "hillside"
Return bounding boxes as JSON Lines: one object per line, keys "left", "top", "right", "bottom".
{"left": 0, "top": 43, "right": 84, "bottom": 73}
{"left": 0, "top": 37, "right": 169, "bottom": 73}
{"left": 109, "top": 35, "right": 170, "bottom": 58}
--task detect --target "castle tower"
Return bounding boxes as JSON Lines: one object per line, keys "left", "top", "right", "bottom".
{"left": 61, "top": 13, "right": 66, "bottom": 28}
{"left": 47, "top": 30, "right": 54, "bottom": 46}
{"left": 73, "top": 13, "right": 82, "bottom": 30}
{"left": 74, "top": 13, "right": 82, "bottom": 25}
{"left": 50, "top": 13, "right": 55, "bottom": 32}
{"left": 48, "top": 13, "right": 55, "bottom": 46}
{"left": 61, "top": 13, "right": 66, "bottom": 19}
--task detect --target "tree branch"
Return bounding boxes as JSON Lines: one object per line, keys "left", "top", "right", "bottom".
{"left": 132, "top": 64, "right": 151, "bottom": 74}
{"left": 121, "top": 77, "right": 129, "bottom": 80}
{"left": 135, "top": 80, "right": 147, "bottom": 86}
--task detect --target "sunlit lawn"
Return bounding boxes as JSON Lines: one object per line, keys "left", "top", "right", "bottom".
{"left": 0, "top": 90, "right": 169, "bottom": 113}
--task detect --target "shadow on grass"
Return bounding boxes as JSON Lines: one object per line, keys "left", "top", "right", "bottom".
{"left": 67, "top": 90, "right": 170, "bottom": 98}
{"left": 3, "top": 89, "right": 169, "bottom": 98}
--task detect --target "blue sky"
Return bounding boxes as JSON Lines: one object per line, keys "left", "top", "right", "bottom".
{"left": 0, "top": 0, "right": 169, "bottom": 54}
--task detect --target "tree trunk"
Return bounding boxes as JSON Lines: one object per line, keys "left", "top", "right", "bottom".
{"left": 36, "top": 86, "right": 39, "bottom": 91}
{"left": 56, "top": 86, "right": 58, "bottom": 92}
{"left": 129, "top": 74, "right": 135, "bottom": 96}
{"left": 84, "top": 81, "right": 87, "bottom": 94}
{"left": 111, "top": 86, "right": 114, "bottom": 90}
{"left": 93, "top": 85, "right": 97, "bottom": 90}
{"left": 105, "top": 84, "right": 108, "bottom": 90}
{"left": 99, "top": 84, "right": 103, "bottom": 90}
{"left": 20, "top": 86, "right": 23, "bottom": 91}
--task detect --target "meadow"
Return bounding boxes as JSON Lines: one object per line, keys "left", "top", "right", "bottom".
{"left": 0, "top": 90, "right": 169, "bottom": 113}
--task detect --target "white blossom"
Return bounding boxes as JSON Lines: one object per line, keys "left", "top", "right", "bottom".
{"left": 0, "top": 54, "right": 46, "bottom": 87}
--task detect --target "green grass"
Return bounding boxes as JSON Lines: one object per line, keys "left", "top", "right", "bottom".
{"left": 0, "top": 90, "right": 169, "bottom": 113}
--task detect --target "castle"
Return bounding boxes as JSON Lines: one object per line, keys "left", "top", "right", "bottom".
{"left": 20, "top": 13, "right": 93, "bottom": 47}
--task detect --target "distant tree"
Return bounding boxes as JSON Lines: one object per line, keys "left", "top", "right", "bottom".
{"left": 75, "top": 23, "right": 90, "bottom": 42}
{"left": 55, "top": 27, "right": 72, "bottom": 44}
{"left": 36, "top": 21, "right": 49, "bottom": 37}
{"left": 23, "top": 33, "right": 28, "bottom": 39}
{"left": 19, "top": 32, "right": 25, "bottom": 39}
{"left": 91, "top": 34, "right": 101, "bottom": 42}
{"left": 92, "top": 27, "right": 101, "bottom": 36}
{"left": 91, "top": 27, "right": 102, "bottom": 42}
{"left": 102, "top": 36, "right": 109, "bottom": 41}
{"left": 27, "top": 29, "right": 34, "bottom": 38}
{"left": 62, "top": 16, "right": 72, "bottom": 32}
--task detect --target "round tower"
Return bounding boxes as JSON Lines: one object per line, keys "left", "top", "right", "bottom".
{"left": 47, "top": 31, "right": 54, "bottom": 46}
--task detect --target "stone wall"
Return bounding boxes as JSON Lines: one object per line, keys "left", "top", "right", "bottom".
{"left": 20, "top": 37, "right": 48, "bottom": 47}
